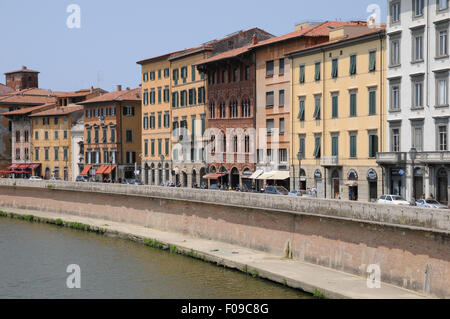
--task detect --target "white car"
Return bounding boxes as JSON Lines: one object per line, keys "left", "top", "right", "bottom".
{"left": 29, "top": 176, "right": 43, "bottom": 181}
{"left": 377, "top": 195, "right": 411, "bottom": 206}
{"left": 416, "top": 199, "right": 448, "bottom": 209}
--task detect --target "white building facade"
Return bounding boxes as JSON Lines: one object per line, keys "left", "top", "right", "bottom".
{"left": 71, "top": 119, "right": 84, "bottom": 181}
{"left": 378, "top": 0, "right": 450, "bottom": 203}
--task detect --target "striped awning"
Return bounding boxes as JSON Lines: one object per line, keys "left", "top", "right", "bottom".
{"left": 103, "top": 165, "right": 116, "bottom": 175}
{"left": 96, "top": 166, "right": 108, "bottom": 175}
{"left": 202, "top": 173, "right": 226, "bottom": 180}
{"left": 80, "top": 165, "right": 92, "bottom": 176}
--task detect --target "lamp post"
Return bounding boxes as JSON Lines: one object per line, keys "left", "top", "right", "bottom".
{"left": 409, "top": 148, "right": 417, "bottom": 205}
{"left": 297, "top": 152, "right": 303, "bottom": 190}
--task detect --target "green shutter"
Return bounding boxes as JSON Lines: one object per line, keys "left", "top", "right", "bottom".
{"left": 201, "top": 116, "right": 205, "bottom": 135}
{"left": 315, "top": 62, "right": 321, "bottom": 81}
{"left": 313, "top": 137, "right": 321, "bottom": 158}
{"left": 350, "top": 135, "right": 356, "bottom": 158}
{"left": 332, "top": 136, "right": 338, "bottom": 156}
{"left": 299, "top": 138, "right": 305, "bottom": 158}
{"left": 332, "top": 96, "right": 338, "bottom": 118}
{"left": 369, "top": 51, "right": 376, "bottom": 72}
{"left": 300, "top": 65, "right": 305, "bottom": 83}
{"left": 298, "top": 100, "right": 305, "bottom": 121}
{"left": 369, "top": 91, "right": 376, "bottom": 115}
{"left": 192, "top": 66, "right": 196, "bottom": 82}
{"left": 350, "top": 55, "right": 356, "bottom": 75}
{"left": 350, "top": 93, "right": 357, "bottom": 117}
{"left": 313, "top": 98, "right": 321, "bottom": 119}
{"left": 332, "top": 59, "right": 338, "bottom": 78}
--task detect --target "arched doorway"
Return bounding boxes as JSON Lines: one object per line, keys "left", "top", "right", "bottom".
{"left": 44, "top": 167, "right": 51, "bottom": 180}
{"left": 331, "top": 169, "right": 340, "bottom": 199}
{"left": 182, "top": 171, "right": 188, "bottom": 187}
{"left": 63, "top": 167, "right": 68, "bottom": 181}
{"left": 347, "top": 169, "right": 358, "bottom": 201}
{"left": 200, "top": 167, "right": 206, "bottom": 187}
{"left": 192, "top": 169, "right": 197, "bottom": 188}
{"left": 230, "top": 167, "right": 240, "bottom": 189}
{"left": 437, "top": 168, "right": 448, "bottom": 204}
{"left": 150, "top": 164, "right": 155, "bottom": 185}
{"left": 299, "top": 169, "right": 306, "bottom": 190}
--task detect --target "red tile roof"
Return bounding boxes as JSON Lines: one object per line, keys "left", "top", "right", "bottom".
{"left": 29, "top": 104, "right": 84, "bottom": 117}
{"left": 2, "top": 103, "right": 56, "bottom": 117}
{"left": 0, "top": 88, "right": 58, "bottom": 105}
{"left": 0, "top": 83, "right": 14, "bottom": 96}
{"left": 79, "top": 88, "right": 141, "bottom": 104}
{"left": 4, "top": 67, "right": 39, "bottom": 74}
{"left": 57, "top": 88, "right": 108, "bottom": 98}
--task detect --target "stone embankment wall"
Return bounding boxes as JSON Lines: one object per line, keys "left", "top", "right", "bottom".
{"left": 0, "top": 179, "right": 448, "bottom": 298}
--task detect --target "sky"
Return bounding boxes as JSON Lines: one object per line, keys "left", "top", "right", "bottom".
{"left": 0, "top": 0, "right": 386, "bottom": 93}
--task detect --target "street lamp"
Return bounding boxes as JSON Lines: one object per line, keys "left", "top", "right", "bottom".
{"left": 409, "top": 148, "right": 417, "bottom": 205}
{"left": 297, "top": 152, "right": 303, "bottom": 190}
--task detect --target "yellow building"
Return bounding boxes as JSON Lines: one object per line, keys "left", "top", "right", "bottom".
{"left": 30, "top": 104, "right": 84, "bottom": 180}
{"left": 288, "top": 24, "right": 386, "bottom": 202}
{"left": 169, "top": 48, "right": 209, "bottom": 187}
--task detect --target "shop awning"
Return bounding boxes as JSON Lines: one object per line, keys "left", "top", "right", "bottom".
{"left": 17, "top": 164, "right": 30, "bottom": 169}
{"left": 0, "top": 170, "right": 11, "bottom": 174}
{"left": 96, "top": 166, "right": 108, "bottom": 174}
{"left": 8, "top": 164, "right": 19, "bottom": 169}
{"left": 103, "top": 165, "right": 116, "bottom": 175}
{"left": 80, "top": 165, "right": 92, "bottom": 176}
{"left": 203, "top": 173, "right": 226, "bottom": 180}
{"left": 28, "top": 163, "right": 41, "bottom": 169}
{"left": 257, "top": 171, "right": 290, "bottom": 180}
{"left": 249, "top": 169, "right": 264, "bottom": 179}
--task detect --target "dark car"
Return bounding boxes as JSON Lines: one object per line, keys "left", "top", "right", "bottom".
{"left": 264, "top": 186, "right": 289, "bottom": 196}
{"left": 75, "top": 176, "right": 87, "bottom": 182}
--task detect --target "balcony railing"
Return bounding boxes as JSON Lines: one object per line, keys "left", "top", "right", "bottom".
{"left": 376, "top": 152, "right": 407, "bottom": 164}
{"left": 320, "top": 156, "right": 340, "bottom": 166}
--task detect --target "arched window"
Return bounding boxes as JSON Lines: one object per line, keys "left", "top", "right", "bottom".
{"left": 229, "top": 100, "right": 238, "bottom": 118}
{"left": 209, "top": 102, "right": 215, "bottom": 119}
{"left": 242, "top": 99, "right": 251, "bottom": 117}
{"left": 220, "top": 102, "right": 226, "bottom": 118}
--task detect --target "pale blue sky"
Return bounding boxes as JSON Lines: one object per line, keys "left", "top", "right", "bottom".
{"left": 0, "top": 0, "right": 386, "bottom": 92}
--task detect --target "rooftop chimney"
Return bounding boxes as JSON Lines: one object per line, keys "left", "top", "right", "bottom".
{"left": 22, "top": 66, "right": 27, "bottom": 70}
{"left": 126, "top": 87, "right": 130, "bottom": 90}
{"left": 117, "top": 85, "right": 122, "bottom": 92}
{"left": 252, "top": 34, "right": 258, "bottom": 45}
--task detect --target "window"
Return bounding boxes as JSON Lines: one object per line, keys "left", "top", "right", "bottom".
{"left": 279, "top": 149, "right": 287, "bottom": 162}
{"left": 24, "top": 130, "right": 29, "bottom": 142}
{"left": 313, "top": 96, "right": 321, "bottom": 120}
{"left": 158, "top": 69, "right": 162, "bottom": 79}
{"left": 391, "top": 39, "right": 400, "bottom": 67}
{"left": 412, "top": 125, "right": 423, "bottom": 151}
{"left": 143, "top": 72, "right": 148, "bottom": 82}
{"left": 35, "top": 148, "right": 39, "bottom": 161}
{"left": 391, "top": 128, "right": 400, "bottom": 152}
{"left": 126, "top": 130, "right": 132, "bottom": 143}
{"left": 221, "top": 70, "right": 226, "bottom": 83}
{"left": 35, "top": 131, "right": 38, "bottom": 140}
{"left": 94, "top": 129, "right": 99, "bottom": 143}
{"left": 279, "top": 59, "right": 285, "bottom": 75}
{"left": 54, "top": 131, "right": 59, "bottom": 140}
{"left": 299, "top": 65, "right": 305, "bottom": 83}
{"left": 368, "top": 133, "right": 379, "bottom": 158}
{"left": 369, "top": 51, "right": 376, "bottom": 72}
{"left": 242, "top": 100, "right": 251, "bottom": 117}
{"left": 369, "top": 89, "right": 377, "bottom": 115}
{"left": 298, "top": 98, "right": 305, "bottom": 121}
{"left": 102, "top": 128, "right": 107, "bottom": 142}
{"left": 158, "top": 139, "right": 162, "bottom": 156}
{"left": 266, "top": 119, "right": 274, "bottom": 136}
{"left": 438, "top": 0, "right": 449, "bottom": 10}
{"left": 350, "top": 134, "right": 357, "bottom": 158}
{"left": 15, "top": 130, "right": 20, "bottom": 143}
{"left": 245, "top": 66, "right": 250, "bottom": 81}
{"left": 313, "top": 136, "right": 321, "bottom": 158}
{"left": 219, "top": 103, "right": 226, "bottom": 118}
{"left": 172, "top": 92, "right": 179, "bottom": 108}
{"left": 349, "top": 55, "right": 357, "bottom": 75}
{"left": 86, "top": 130, "right": 91, "bottom": 143}
{"left": 437, "top": 29, "right": 448, "bottom": 57}
{"left": 233, "top": 68, "right": 238, "bottom": 82}
{"left": 438, "top": 125, "right": 448, "bottom": 151}
{"left": 315, "top": 62, "right": 321, "bottom": 81}
{"left": 164, "top": 112, "right": 170, "bottom": 128}
{"left": 181, "top": 66, "right": 188, "bottom": 83}
{"left": 126, "top": 151, "right": 136, "bottom": 164}
{"left": 279, "top": 90, "right": 285, "bottom": 107}
{"left": 173, "top": 68, "right": 179, "bottom": 85}
{"left": 110, "top": 128, "right": 115, "bottom": 143}
{"left": 165, "top": 139, "right": 169, "bottom": 156}
{"left": 164, "top": 68, "right": 170, "bottom": 78}
{"left": 331, "top": 136, "right": 339, "bottom": 157}
{"left": 158, "top": 112, "right": 162, "bottom": 128}
{"left": 390, "top": 81, "right": 401, "bottom": 110}
{"left": 158, "top": 87, "right": 162, "bottom": 104}
{"left": 63, "top": 148, "right": 68, "bottom": 162}
{"left": 143, "top": 114, "right": 149, "bottom": 130}
{"left": 45, "top": 131, "right": 49, "bottom": 140}
{"left": 413, "top": 0, "right": 424, "bottom": 17}
{"left": 229, "top": 101, "right": 238, "bottom": 118}
{"left": 150, "top": 71, "right": 155, "bottom": 81}
{"left": 331, "top": 59, "right": 338, "bottom": 78}
{"left": 63, "top": 130, "right": 67, "bottom": 139}
{"left": 45, "top": 148, "right": 49, "bottom": 161}
{"left": 54, "top": 147, "right": 59, "bottom": 161}
{"left": 123, "top": 106, "right": 135, "bottom": 116}
{"left": 150, "top": 89, "right": 155, "bottom": 105}
{"left": 279, "top": 118, "right": 285, "bottom": 134}
{"left": 436, "top": 75, "right": 449, "bottom": 106}
{"left": 151, "top": 140, "right": 155, "bottom": 156}
{"left": 191, "top": 66, "right": 196, "bottom": 82}
{"left": 350, "top": 92, "right": 357, "bottom": 117}
{"left": 299, "top": 135, "right": 305, "bottom": 159}
{"left": 412, "top": 33, "right": 424, "bottom": 62}
{"left": 266, "top": 91, "right": 274, "bottom": 108}
{"left": 15, "top": 148, "right": 20, "bottom": 160}
{"left": 209, "top": 103, "right": 216, "bottom": 119}
{"left": 332, "top": 95, "right": 338, "bottom": 118}
{"left": 54, "top": 118, "right": 59, "bottom": 125}
{"left": 188, "top": 88, "right": 196, "bottom": 105}
{"left": 266, "top": 61, "right": 274, "bottom": 77}
{"left": 412, "top": 77, "right": 424, "bottom": 108}
{"left": 164, "top": 87, "right": 170, "bottom": 103}
{"left": 180, "top": 90, "right": 187, "bottom": 107}
{"left": 150, "top": 114, "right": 155, "bottom": 129}
{"left": 198, "top": 87, "right": 205, "bottom": 104}
{"left": 391, "top": 1, "right": 401, "bottom": 23}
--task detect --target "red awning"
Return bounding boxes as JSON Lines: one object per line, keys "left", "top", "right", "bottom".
{"left": 103, "top": 165, "right": 116, "bottom": 175}
{"left": 28, "top": 164, "right": 41, "bottom": 169}
{"left": 18, "top": 164, "right": 30, "bottom": 169}
{"left": 0, "top": 170, "right": 11, "bottom": 174}
{"left": 8, "top": 164, "right": 19, "bottom": 169}
{"left": 96, "top": 166, "right": 108, "bottom": 174}
{"left": 202, "top": 173, "right": 226, "bottom": 180}
{"left": 80, "top": 165, "right": 92, "bottom": 176}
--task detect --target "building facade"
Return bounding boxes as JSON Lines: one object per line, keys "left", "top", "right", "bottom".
{"left": 79, "top": 87, "right": 142, "bottom": 182}
{"left": 29, "top": 105, "right": 84, "bottom": 180}
{"left": 288, "top": 24, "right": 386, "bottom": 202}
{"left": 378, "top": 0, "right": 450, "bottom": 203}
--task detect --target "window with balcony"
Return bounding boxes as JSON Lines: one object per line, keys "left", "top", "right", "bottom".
{"left": 391, "top": 127, "right": 400, "bottom": 152}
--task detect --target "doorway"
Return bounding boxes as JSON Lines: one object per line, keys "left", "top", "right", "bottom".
{"left": 437, "top": 168, "right": 448, "bottom": 204}
{"left": 331, "top": 169, "right": 340, "bottom": 199}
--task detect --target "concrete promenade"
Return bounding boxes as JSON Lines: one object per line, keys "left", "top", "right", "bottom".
{"left": 1, "top": 207, "right": 429, "bottom": 299}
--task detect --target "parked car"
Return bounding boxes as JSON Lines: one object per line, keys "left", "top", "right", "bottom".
{"left": 416, "top": 199, "right": 448, "bottom": 209}
{"left": 208, "top": 184, "right": 220, "bottom": 191}
{"left": 49, "top": 177, "right": 60, "bottom": 181}
{"left": 377, "top": 195, "right": 411, "bottom": 206}
{"left": 264, "top": 186, "right": 289, "bottom": 196}
{"left": 288, "top": 190, "right": 301, "bottom": 197}
{"left": 29, "top": 176, "right": 43, "bottom": 181}
{"left": 75, "top": 176, "right": 87, "bottom": 182}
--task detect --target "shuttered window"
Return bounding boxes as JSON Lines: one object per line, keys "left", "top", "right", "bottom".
{"left": 299, "top": 65, "right": 305, "bottom": 83}
{"left": 349, "top": 55, "right": 356, "bottom": 75}
{"left": 298, "top": 99, "right": 305, "bottom": 121}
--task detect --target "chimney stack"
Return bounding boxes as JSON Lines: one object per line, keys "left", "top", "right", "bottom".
{"left": 117, "top": 85, "right": 122, "bottom": 92}
{"left": 252, "top": 34, "right": 258, "bottom": 45}
{"left": 22, "top": 66, "right": 27, "bottom": 70}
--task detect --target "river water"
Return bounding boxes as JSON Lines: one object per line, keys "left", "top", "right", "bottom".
{"left": 0, "top": 218, "right": 311, "bottom": 299}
